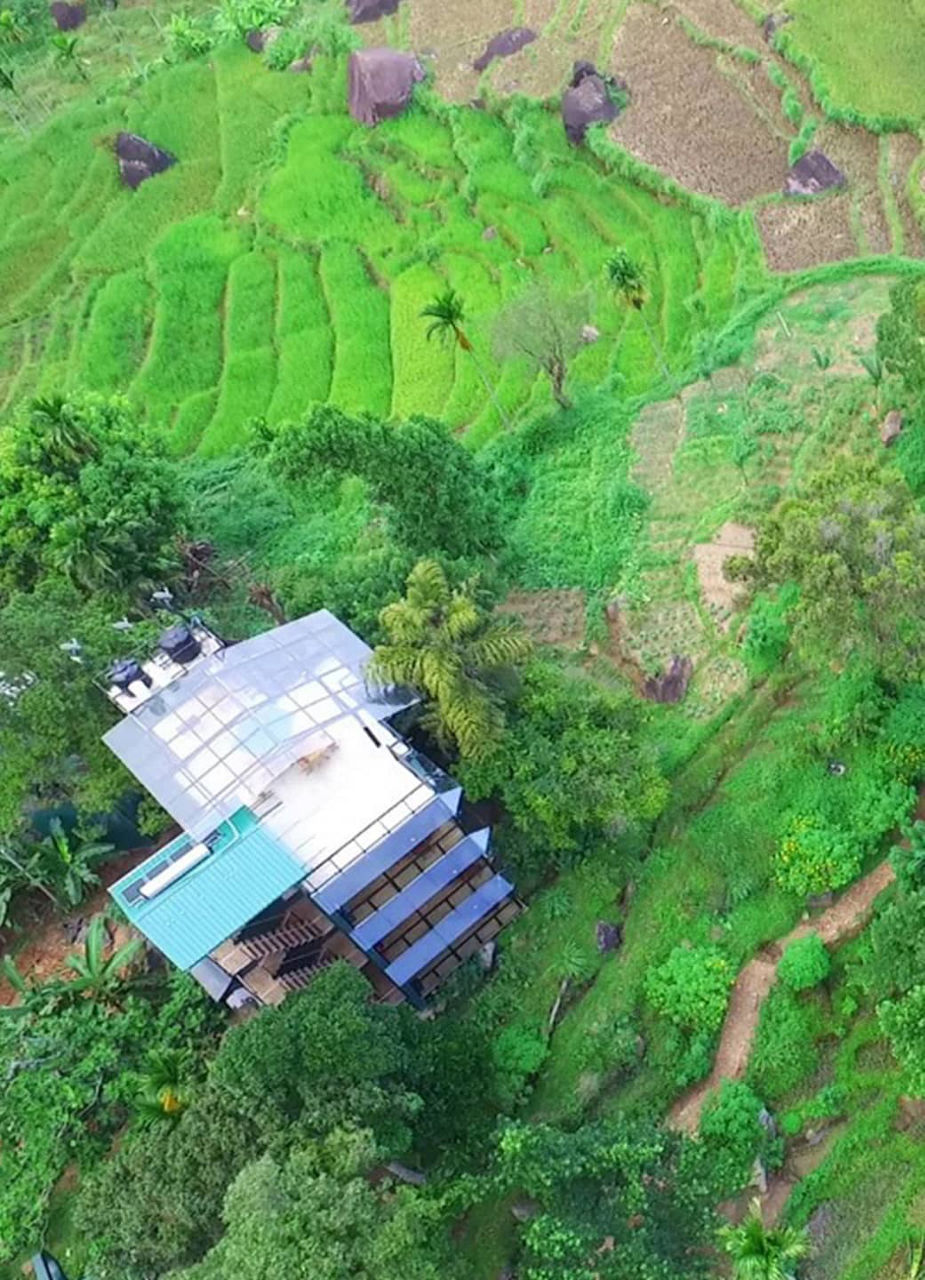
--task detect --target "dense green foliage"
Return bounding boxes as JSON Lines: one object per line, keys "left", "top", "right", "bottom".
{"left": 462, "top": 661, "right": 667, "bottom": 877}
{"left": 494, "top": 1118, "right": 717, "bottom": 1280}
{"left": 0, "top": 971, "right": 220, "bottom": 1261}
{"left": 753, "top": 455, "right": 925, "bottom": 681}
{"left": 777, "top": 934, "right": 831, "bottom": 992}
{"left": 645, "top": 945, "right": 732, "bottom": 1035}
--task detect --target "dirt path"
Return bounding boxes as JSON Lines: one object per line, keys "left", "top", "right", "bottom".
{"left": 668, "top": 859, "right": 896, "bottom": 1134}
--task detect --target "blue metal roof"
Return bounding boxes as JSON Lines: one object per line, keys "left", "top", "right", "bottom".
{"left": 386, "top": 872, "right": 514, "bottom": 987}
{"left": 351, "top": 828, "right": 489, "bottom": 950}
{"left": 109, "top": 807, "right": 306, "bottom": 970}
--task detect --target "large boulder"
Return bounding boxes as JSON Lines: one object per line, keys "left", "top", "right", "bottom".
{"left": 562, "top": 60, "right": 618, "bottom": 145}
{"left": 244, "top": 25, "right": 281, "bottom": 51}
{"left": 115, "top": 132, "right": 177, "bottom": 190}
{"left": 472, "top": 27, "right": 537, "bottom": 72}
{"left": 785, "top": 150, "right": 846, "bottom": 196}
{"left": 643, "top": 655, "right": 693, "bottom": 704}
{"left": 348, "top": 48, "right": 425, "bottom": 125}
{"left": 347, "top": 0, "right": 400, "bottom": 22}
{"left": 762, "top": 10, "right": 791, "bottom": 40}
{"left": 49, "top": 1, "right": 85, "bottom": 29}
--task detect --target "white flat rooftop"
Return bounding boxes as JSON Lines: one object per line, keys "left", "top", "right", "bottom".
{"left": 259, "top": 713, "right": 434, "bottom": 889}
{"left": 102, "top": 610, "right": 415, "bottom": 840}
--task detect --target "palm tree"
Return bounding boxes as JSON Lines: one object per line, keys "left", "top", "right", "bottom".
{"left": 421, "top": 289, "right": 510, "bottom": 428}
{"left": 49, "top": 515, "right": 119, "bottom": 593}
{"left": 27, "top": 395, "right": 99, "bottom": 472}
{"left": 368, "top": 559, "right": 531, "bottom": 762}
{"left": 718, "top": 1200, "right": 810, "bottom": 1280}
{"left": 134, "top": 1049, "right": 190, "bottom": 1128}
{"left": 65, "top": 914, "right": 143, "bottom": 1001}
{"left": 605, "top": 250, "right": 672, "bottom": 386}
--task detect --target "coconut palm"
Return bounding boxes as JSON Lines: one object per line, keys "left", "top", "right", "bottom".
{"left": 421, "top": 289, "right": 510, "bottom": 427}
{"left": 134, "top": 1049, "right": 191, "bottom": 1128}
{"left": 27, "top": 395, "right": 99, "bottom": 472}
{"left": 605, "top": 249, "right": 672, "bottom": 385}
{"left": 718, "top": 1200, "right": 810, "bottom": 1280}
{"left": 368, "top": 558, "right": 531, "bottom": 762}
{"left": 65, "top": 914, "right": 143, "bottom": 1001}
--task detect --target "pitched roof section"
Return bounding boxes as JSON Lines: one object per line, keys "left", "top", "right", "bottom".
{"left": 103, "top": 610, "right": 412, "bottom": 840}
{"left": 110, "top": 808, "right": 306, "bottom": 970}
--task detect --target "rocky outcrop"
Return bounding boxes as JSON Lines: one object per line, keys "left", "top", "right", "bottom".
{"left": 472, "top": 27, "right": 537, "bottom": 72}
{"left": 115, "top": 133, "right": 177, "bottom": 190}
{"left": 348, "top": 48, "right": 425, "bottom": 125}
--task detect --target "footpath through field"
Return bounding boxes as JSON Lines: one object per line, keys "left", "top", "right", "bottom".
{"left": 668, "top": 859, "right": 896, "bottom": 1134}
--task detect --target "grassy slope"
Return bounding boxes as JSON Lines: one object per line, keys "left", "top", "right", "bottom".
{"left": 783, "top": 0, "right": 925, "bottom": 124}
{"left": 0, "top": 46, "right": 762, "bottom": 451}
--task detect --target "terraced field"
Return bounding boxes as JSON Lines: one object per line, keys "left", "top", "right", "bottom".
{"left": 0, "top": 45, "right": 765, "bottom": 455}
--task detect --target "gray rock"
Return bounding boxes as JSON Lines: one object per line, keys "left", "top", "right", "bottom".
{"left": 807, "top": 890, "right": 836, "bottom": 910}
{"left": 562, "top": 71, "right": 618, "bottom": 145}
{"left": 347, "top": 0, "right": 401, "bottom": 21}
{"left": 348, "top": 47, "right": 425, "bottom": 126}
{"left": 482, "top": 225, "right": 498, "bottom": 240}
{"left": 473, "top": 27, "right": 536, "bottom": 73}
{"left": 49, "top": 1, "right": 85, "bottom": 29}
{"left": 785, "top": 150, "right": 846, "bottom": 196}
{"left": 762, "top": 10, "right": 792, "bottom": 40}
{"left": 643, "top": 655, "right": 693, "bottom": 704}
{"left": 580, "top": 324, "right": 600, "bottom": 344}
{"left": 758, "top": 1107, "right": 779, "bottom": 1137}
{"left": 478, "top": 939, "right": 498, "bottom": 972}
{"left": 880, "top": 409, "right": 903, "bottom": 446}
{"left": 752, "top": 1157, "right": 768, "bottom": 1194}
{"left": 511, "top": 1199, "right": 539, "bottom": 1223}
{"left": 244, "top": 24, "right": 281, "bottom": 51}
{"left": 596, "top": 920, "right": 622, "bottom": 953}
{"left": 115, "top": 132, "right": 177, "bottom": 190}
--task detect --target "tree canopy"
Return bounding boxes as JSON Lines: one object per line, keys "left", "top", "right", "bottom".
{"left": 0, "top": 394, "right": 185, "bottom": 597}
{"left": 264, "top": 405, "right": 502, "bottom": 560}
{"left": 370, "top": 559, "right": 531, "bottom": 762}
{"left": 752, "top": 454, "right": 925, "bottom": 680}
{"left": 461, "top": 661, "right": 666, "bottom": 874}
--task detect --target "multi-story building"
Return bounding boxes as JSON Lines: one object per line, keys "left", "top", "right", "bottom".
{"left": 104, "top": 611, "right": 520, "bottom": 1009}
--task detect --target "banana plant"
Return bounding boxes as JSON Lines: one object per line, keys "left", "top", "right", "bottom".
{"left": 64, "top": 914, "right": 143, "bottom": 1001}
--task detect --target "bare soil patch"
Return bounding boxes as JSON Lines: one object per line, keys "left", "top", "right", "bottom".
{"left": 756, "top": 193, "right": 856, "bottom": 272}
{"left": 499, "top": 587, "right": 586, "bottom": 648}
{"left": 404, "top": 0, "right": 561, "bottom": 100}
{"left": 668, "top": 0, "right": 764, "bottom": 51}
{"left": 0, "top": 848, "right": 152, "bottom": 1004}
{"left": 890, "top": 132, "right": 925, "bottom": 258}
{"left": 693, "top": 521, "right": 754, "bottom": 628}
{"left": 610, "top": 5, "right": 787, "bottom": 205}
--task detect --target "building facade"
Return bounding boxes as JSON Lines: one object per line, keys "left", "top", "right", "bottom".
{"left": 105, "top": 611, "right": 519, "bottom": 1009}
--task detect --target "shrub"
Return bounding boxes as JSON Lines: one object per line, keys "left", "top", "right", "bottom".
{"left": 491, "top": 1026, "right": 548, "bottom": 1110}
{"left": 645, "top": 945, "right": 732, "bottom": 1035}
{"left": 778, "top": 934, "right": 831, "bottom": 992}
{"left": 577, "top": 1013, "right": 641, "bottom": 1077}
{"left": 879, "top": 984, "right": 925, "bottom": 1095}
{"left": 700, "top": 1081, "right": 783, "bottom": 1194}
{"left": 883, "top": 685, "right": 925, "bottom": 781}
{"left": 748, "top": 988, "right": 819, "bottom": 1101}
{"left": 773, "top": 815, "right": 862, "bottom": 897}
{"left": 742, "top": 587, "right": 797, "bottom": 676}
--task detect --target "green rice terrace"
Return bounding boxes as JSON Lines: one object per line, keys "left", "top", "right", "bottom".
{"left": 5, "top": 1, "right": 925, "bottom": 1279}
